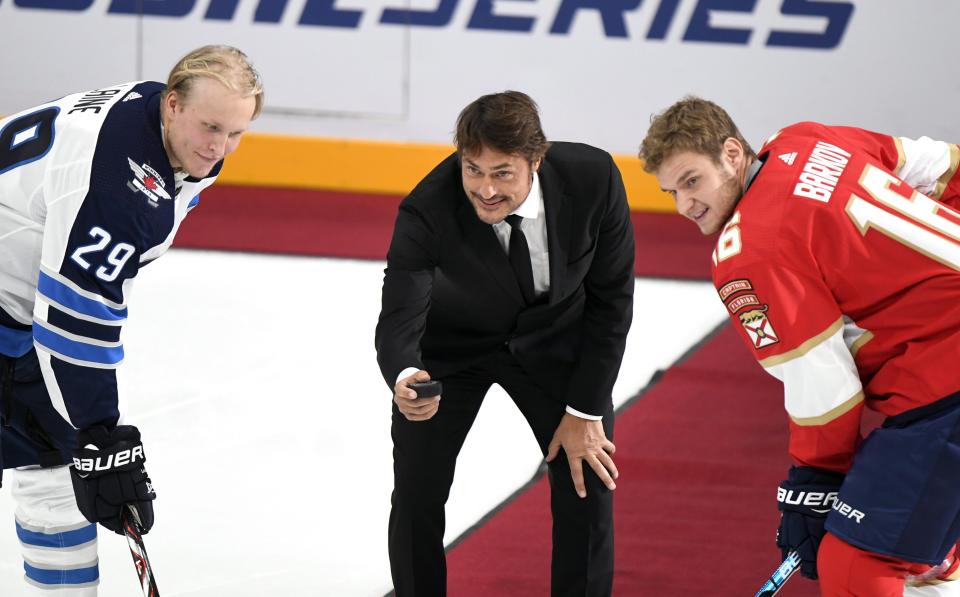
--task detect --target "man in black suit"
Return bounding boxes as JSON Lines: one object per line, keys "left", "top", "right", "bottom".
{"left": 376, "top": 91, "right": 635, "bottom": 597}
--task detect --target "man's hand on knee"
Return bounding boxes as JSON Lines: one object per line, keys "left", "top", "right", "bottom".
{"left": 546, "top": 413, "right": 617, "bottom": 498}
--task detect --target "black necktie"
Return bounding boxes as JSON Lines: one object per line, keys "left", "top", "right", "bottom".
{"left": 506, "top": 214, "right": 536, "bottom": 304}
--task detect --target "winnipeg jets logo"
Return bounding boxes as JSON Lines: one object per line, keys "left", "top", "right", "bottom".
{"left": 738, "top": 305, "right": 780, "bottom": 348}
{"left": 127, "top": 158, "right": 171, "bottom": 204}
{"left": 778, "top": 152, "right": 797, "bottom": 166}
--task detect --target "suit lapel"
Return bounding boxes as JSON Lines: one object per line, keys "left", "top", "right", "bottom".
{"left": 538, "top": 161, "right": 571, "bottom": 304}
{"left": 455, "top": 187, "right": 525, "bottom": 305}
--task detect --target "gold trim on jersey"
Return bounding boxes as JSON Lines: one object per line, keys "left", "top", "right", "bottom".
{"left": 893, "top": 136, "right": 906, "bottom": 173}
{"left": 758, "top": 318, "right": 843, "bottom": 368}
{"left": 789, "top": 390, "right": 864, "bottom": 427}
{"left": 932, "top": 143, "right": 960, "bottom": 200}
{"left": 848, "top": 330, "right": 874, "bottom": 358}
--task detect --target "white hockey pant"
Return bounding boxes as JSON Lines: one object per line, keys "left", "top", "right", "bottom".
{"left": 11, "top": 466, "right": 98, "bottom": 596}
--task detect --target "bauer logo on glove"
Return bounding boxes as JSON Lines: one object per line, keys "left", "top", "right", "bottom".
{"left": 70, "top": 425, "right": 157, "bottom": 535}
{"left": 73, "top": 444, "right": 145, "bottom": 475}
{"left": 776, "top": 487, "right": 838, "bottom": 513}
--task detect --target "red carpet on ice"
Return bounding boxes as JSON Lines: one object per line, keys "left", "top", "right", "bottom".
{"left": 444, "top": 326, "right": 818, "bottom": 597}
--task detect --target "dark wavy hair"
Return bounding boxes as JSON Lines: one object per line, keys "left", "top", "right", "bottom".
{"left": 454, "top": 91, "right": 550, "bottom": 164}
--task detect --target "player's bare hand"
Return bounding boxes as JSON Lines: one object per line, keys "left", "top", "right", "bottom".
{"left": 545, "top": 413, "right": 617, "bottom": 498}
{"left": 394, "top": 370, "right": 441, "bottom": 421}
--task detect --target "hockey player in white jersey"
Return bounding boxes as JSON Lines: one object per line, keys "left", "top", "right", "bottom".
{"left": 0, "top": 45, "right": 263, "bottom": 594}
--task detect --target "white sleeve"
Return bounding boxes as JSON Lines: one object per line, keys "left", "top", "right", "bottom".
{"left": 395, "top": 367, "right": 421, "bottom": 385}
{"left": 565, "top": 405, "right": 602, "bottom": 421}
{"left": 895, "top": 135, "right": 959, "bottom": 197}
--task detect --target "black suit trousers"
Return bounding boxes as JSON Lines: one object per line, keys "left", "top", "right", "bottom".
{"left": 389, "top": 348, "right": 615, "bottom": 597}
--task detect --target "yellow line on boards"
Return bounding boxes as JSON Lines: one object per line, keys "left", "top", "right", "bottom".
{"left": 217, "top": 133, "right": 675, "bottom": 212}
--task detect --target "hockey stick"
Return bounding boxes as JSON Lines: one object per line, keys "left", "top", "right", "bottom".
{"left": 754, "top": 550, "right": 801, "bottom": 597}
{"left": 122, "top": 504, "right": 160, "bottom": 597}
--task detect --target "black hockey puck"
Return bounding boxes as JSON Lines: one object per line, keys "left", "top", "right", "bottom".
{"left": 409, "top": 380, "right": 442, "bottom": 398}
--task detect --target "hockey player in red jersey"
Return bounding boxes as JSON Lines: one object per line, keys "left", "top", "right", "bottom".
{"left": 640, "top": 97, "right": 960, "bottom": 596}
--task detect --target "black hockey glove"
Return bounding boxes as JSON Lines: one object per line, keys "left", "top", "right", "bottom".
{"left": 70, "top": 425, "right": 156, "bottom": 535}
{"left": 776, "top": 466, "right": 844, "bottom": 580}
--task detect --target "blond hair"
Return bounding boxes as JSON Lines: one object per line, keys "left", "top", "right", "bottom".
{"left": 165, "top": 45, "right": 264, "bottom": 119}
{"left": 639, "top": 96, "right": 753, "bottom": 173}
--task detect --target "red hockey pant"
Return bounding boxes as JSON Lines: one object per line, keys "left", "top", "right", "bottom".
{"left": 819, "top": 532, "right": 959, "bottom": 596}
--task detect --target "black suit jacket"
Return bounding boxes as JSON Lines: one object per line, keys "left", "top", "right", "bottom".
{"left": 375, "top": 142, "right": 635, "bottom": 416}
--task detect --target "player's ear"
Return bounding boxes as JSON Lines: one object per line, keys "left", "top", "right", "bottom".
{"left": 164, "top": 90, "right": 182, "bottom": 115}
{"left": 722, "top": 137, "right": 744, "bottom": 167}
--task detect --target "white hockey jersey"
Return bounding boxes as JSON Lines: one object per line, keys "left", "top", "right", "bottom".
{"left": 0, "top": 81, "right": 221, "bottom": 429}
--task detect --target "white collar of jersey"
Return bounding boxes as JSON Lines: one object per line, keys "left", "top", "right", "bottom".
{"left": 507, "top": 172, "right": 543, "bottom": 221}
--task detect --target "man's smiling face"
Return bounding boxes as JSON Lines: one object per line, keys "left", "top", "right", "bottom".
{"left": 655, "top": 149, "right": 743, "bottom": 235}
{"left": 460, "top": 145, "right": 539, "bottom": 225}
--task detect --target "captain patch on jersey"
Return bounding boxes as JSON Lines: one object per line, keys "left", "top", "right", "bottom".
{"left": 717, "top": 278, "right": 780, "bottom": 349}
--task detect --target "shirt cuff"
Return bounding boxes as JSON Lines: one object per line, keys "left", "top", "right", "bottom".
{"left": 565, "top": 405, "right": 602, "bottom": 421}
{"left": 396, "top": 367, "right": 420, "bottom": 385}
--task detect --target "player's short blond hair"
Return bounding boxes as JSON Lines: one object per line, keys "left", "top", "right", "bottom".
{"left": 165, "top": 45, "right": 264, "bottom": 119}
{"left": 639, "top": 96, "right": 754, "bottom": 173}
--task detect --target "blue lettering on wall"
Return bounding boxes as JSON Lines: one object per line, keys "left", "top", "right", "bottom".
{"left": 14, "top": 0, "right": 94, "bottom": 10}
{"left": 468, "top": 0, "right": 535, "bottom": 32}
{"left": 299, "top": 0, "right": 362, "bottom": 27}
{"left": 380, "top": 0, "right": 457, "bottom": 27}
{"left": 108, "top": 0, "right": 193, "bottom": 16}
{"left": 683, "top": 0, "right": 756, "bottom": 45}
{"left": 205, "top": 0, "right": 239, "bottom": 20}
{"left": 9, "top": 0, "right": 857, "bottom": 50}
{"left": 550, "top": 0, "right": 643, "bottom": 38}
{"left": 767, "top": 0, "right": 854, "bottom": 49}
{"left": 647, "top": 0, "right": 680, "bottom": 40}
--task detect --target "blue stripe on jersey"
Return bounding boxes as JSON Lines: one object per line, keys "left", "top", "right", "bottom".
{"left": 48, "top": 306, "right": 122, "bottom": 344}
{"left": 37, "top": 271, "right": 127, "bottom": 321}
{"left": 33, "top": 322, "right": 124, "bottom": 365}
{"left": 16, "top": 522, "right": 96, "bottom": 548}
{"left": 188, "top": 194, "right": 200, "bottom": 209}
{"left": 0, "top": 324, "right": 33, "bottom": 357}
{"left": 24, "top": 561, "right": 99, "bottom": 586}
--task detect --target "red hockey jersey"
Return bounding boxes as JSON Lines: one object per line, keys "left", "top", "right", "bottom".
{"left": 713, "top": 122, "right": 960, "bottom": 473}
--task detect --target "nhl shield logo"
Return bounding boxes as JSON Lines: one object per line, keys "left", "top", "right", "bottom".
{"left": 738, "top": 306, "right": 779, "bottom": 348}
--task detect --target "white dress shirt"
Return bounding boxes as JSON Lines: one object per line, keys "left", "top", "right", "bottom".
{"left": 492, "top": 173, "right": 550, "bottom": 297}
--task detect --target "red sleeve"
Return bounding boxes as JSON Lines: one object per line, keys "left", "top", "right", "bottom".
{"left": 712, "top": 212, "right": 864, "bottom": 473}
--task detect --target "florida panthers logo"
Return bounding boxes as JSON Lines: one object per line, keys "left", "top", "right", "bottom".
{"left": 739, "top": 306, "right": 780, "bottom": 349}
